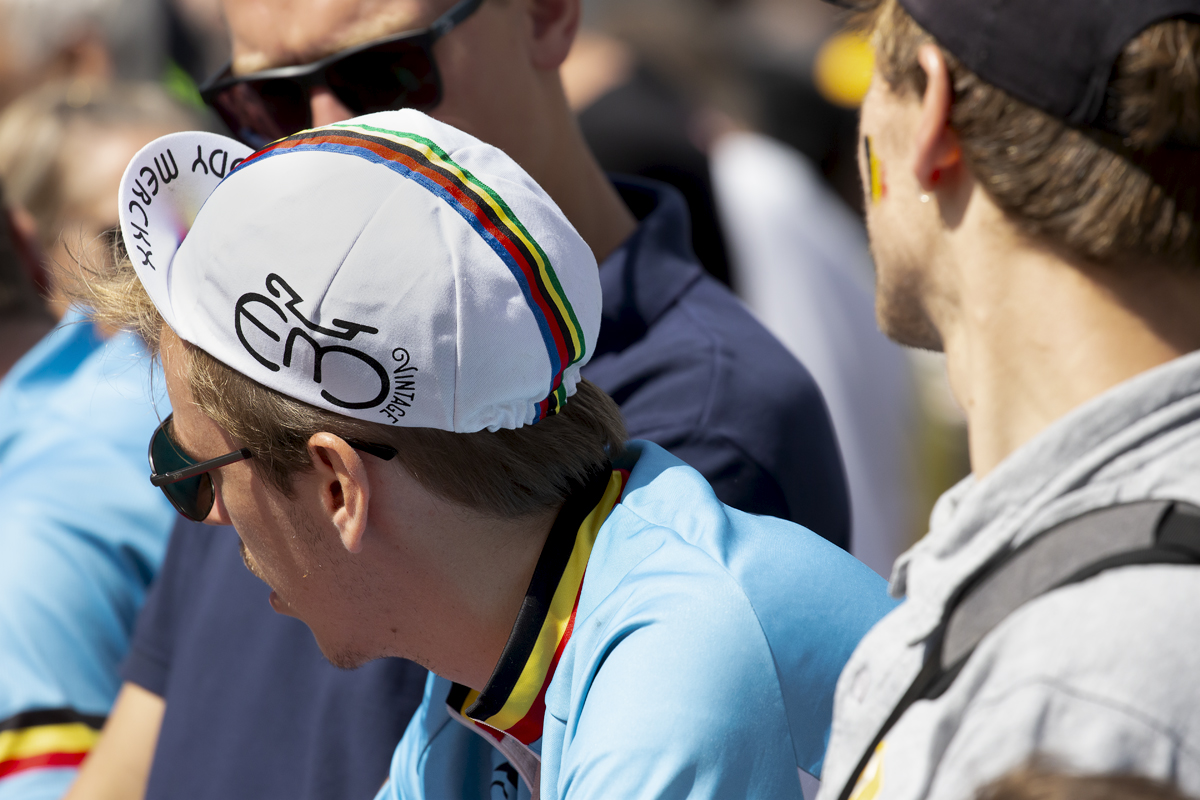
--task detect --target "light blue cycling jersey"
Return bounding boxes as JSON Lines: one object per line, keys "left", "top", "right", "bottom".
{"left": 0, "top": 316, "right": 174, "bottom": 799}
{"left": 379, "top": 441, "right": 896, "bottom": 800}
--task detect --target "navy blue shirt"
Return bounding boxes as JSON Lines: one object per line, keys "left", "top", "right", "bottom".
{"left": 588, "top": 179, "right": 847, "bottom": 539}
{"left": 123, "top": 178, "right": 849, "bottom": 800}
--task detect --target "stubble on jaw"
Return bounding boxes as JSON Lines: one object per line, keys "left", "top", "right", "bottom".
{"left": 871, "top": 240, "right": 945, "bottom": 352}
{"left": 238, "top": 532, "right": 370, "bottom": 669}
{"left": 239, "top": 537, "right": 271, "bottom": 584}
{"left": 235, "top": 506, "right": 388, "bottom": 671}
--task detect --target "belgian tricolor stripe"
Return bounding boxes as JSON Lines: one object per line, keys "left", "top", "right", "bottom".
{"left": 448, "top": 467, "right": 629, "bottom": 745}
{"left": 0, "top": 708, "right": 105, "bottom": 779}
{"left": 233, "top": 123, "right": 587, "bottom": 421}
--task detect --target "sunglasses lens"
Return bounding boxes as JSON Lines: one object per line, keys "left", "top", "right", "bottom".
{"left": 326, "top": 39, "right": 441, "bottom": 114}
{"left": 209, "top": 79, "right": 310, "bottom": 149}
{"left": 150, "top": 421, "right": 214, "bottom": 522}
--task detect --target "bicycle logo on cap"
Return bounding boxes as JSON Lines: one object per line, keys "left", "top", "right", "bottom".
{"left": 234, "top": 273, "right": 396, "bottom": 411}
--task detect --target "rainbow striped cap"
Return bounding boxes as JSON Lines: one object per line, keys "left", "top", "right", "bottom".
{"left": 118, "top": 110, "right": 600, "bottom": 432}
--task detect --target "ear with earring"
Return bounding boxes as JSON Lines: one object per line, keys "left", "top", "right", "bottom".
{"left": 921, "top": 167, "right": 941, "bottom": 203}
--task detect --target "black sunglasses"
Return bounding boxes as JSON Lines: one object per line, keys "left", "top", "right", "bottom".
{"left": 200, "top": 0, "right": 483, "bottom": 149}
{"left": 148, "top": 413, "right": 398, "bottom": 522}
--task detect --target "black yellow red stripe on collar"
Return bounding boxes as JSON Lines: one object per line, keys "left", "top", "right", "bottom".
{"left": 448, "top": 467, "right": 629, "bottom": 745}
{"left": 0, "top": 708, "right": 105, "bottom": 780}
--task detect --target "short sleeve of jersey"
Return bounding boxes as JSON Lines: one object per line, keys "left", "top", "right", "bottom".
{"left": 0, "top": 330, "right": 175, "bottom": 796}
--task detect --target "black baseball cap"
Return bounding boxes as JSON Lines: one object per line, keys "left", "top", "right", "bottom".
{"left": 829, "top": 0, "right": 1200, "bottom": 134}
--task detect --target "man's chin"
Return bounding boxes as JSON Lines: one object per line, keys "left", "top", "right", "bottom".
{"left": 875, "top": 279, "right": 943, "bottom": 350}
{"left": 267, "top": 588, "right": 298, "bottom": 617}
{"left": 315, "top": 639, "right": 374, "bottom": 671}
{"left": 879, "top": 311, "right": 944, "bottom": 351}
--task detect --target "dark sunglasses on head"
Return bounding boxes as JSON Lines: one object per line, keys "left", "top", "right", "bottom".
{"left": 148, "top": 413, "right": 398, "bottom": 522}
{"left": 200, "top": 0, "right": 483, "bottom": 149}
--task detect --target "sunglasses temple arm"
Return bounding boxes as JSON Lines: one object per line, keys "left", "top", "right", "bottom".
{"left": 430, "top": 0, "right": 484, "bottom": 39}
{"left": 150, "top": 449, "right": 253, "bottom": 487}
{"left": 348, "top": 440, "right": 398, "bottom": 461}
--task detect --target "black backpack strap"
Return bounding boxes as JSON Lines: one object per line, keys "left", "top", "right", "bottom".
{"left": 834, "top": 500, "right": 1200, "bottom": 800}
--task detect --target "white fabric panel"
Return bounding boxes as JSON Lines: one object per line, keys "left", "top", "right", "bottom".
{"left": 711, "top": 131, "right": 915, "bottom": 577}
{"left": 119, "top": 110, "right": 600, "bottom": 432}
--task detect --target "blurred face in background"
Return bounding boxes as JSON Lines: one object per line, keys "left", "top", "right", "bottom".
{"left": 857, "top": 66, "right": 945, "bottom": 352}
{"left": 222, "top": 0, "right": 573, "bottom": 176}
{"left": 0, "top": 6, "right": 115, "bottom": 112}
{"left": 0, "top": 82, "right": 200, "bottom": 319}
{"left": 44, "top": 121, "right": 180, "bottom": 317}
{"left": 0, "top": 42, "right": 38, "bottom": 111}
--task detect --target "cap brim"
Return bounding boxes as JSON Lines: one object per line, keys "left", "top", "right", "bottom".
{"left": 118, "top": 131, "right": 254, "bottom": 332}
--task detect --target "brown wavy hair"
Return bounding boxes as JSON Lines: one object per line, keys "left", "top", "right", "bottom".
{"left": 862, "top": 0, "right": 1200, "bottom": 268}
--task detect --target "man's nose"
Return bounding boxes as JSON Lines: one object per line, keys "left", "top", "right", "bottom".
{"left": 310, "top": 87, "right": 354, "bottom": 127}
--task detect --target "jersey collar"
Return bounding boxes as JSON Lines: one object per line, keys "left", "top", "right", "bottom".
{"left": 447, "top": 465, "right": 629, "bottom": 745}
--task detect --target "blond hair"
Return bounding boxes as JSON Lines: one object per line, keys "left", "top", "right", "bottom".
{"left": 72, "top": 250, "right": 626, "bottom": 518}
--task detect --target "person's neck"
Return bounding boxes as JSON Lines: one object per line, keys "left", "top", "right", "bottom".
{"left": 937, "top": 203, "right": 1200, "bottom": 478}
{"left": 371, "top": 494, "right": 560, "bottom": 691}
{"left": 538, "top": 116, "right": 637, "bottom": 263}
{"left": 0, "top": 314, "right": 54, "bottom": 381}
{"left": 482, "top": 78, "right": 637, "bottom": 264}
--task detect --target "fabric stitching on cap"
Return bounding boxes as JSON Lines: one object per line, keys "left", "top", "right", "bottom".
{"left": 301, "top": 190, "right": 386, "bottom": 323}
{"left": 231, "top": 123, "right": 586, "bottom": 423}
{"left": 451, "top": 207, "right": 463, "bottom": 430}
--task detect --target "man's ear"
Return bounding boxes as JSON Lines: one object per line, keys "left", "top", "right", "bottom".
{"left": 308, "top": 433, "right": 371, "bottom": 554}
{"left": 913, "top": 43, "right": 962, "bottom": 191}
{"left": 525, "top": 0, "right": 581, "bottom": 71}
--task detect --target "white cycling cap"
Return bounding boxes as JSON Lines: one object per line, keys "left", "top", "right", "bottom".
{"left": 118, "top": 110, "right": 600, "bottom": 432}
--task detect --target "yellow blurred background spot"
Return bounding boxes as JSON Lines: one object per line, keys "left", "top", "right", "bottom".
{"left": 814, "top": 31, "right": 874, "bottom": 109}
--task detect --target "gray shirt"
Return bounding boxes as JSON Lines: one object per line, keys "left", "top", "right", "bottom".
{"left": 817, "top": 350, "right": 1200, "bottom": 800}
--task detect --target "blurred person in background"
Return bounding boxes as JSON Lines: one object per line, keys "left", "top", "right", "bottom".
{"left": 68, "top": 1, "right": 853, "bottom": 799}
{"left": 0, "top": 81, "right": 198, "bottom": 317}
{"left": 0, "top": 81, "right": 198, "bottom": 800}
{"left": 562, "top": 0, "right": 917, "bottom": 577}
{"left": 562, "top": 0, "right": 734, "bottom": 284}
{"left": 708, "top": 0, "right": 915, "bottom": 578}
{"left": 0, "top": 0, "right": 166, "bottom": 110}
{"left": 812, "top": 1, "right": 1200, "bottom": 800}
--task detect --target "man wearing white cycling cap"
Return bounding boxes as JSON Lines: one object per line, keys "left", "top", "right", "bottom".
{"left": 83, "top": 110, "right": 894, "bottom": 800}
